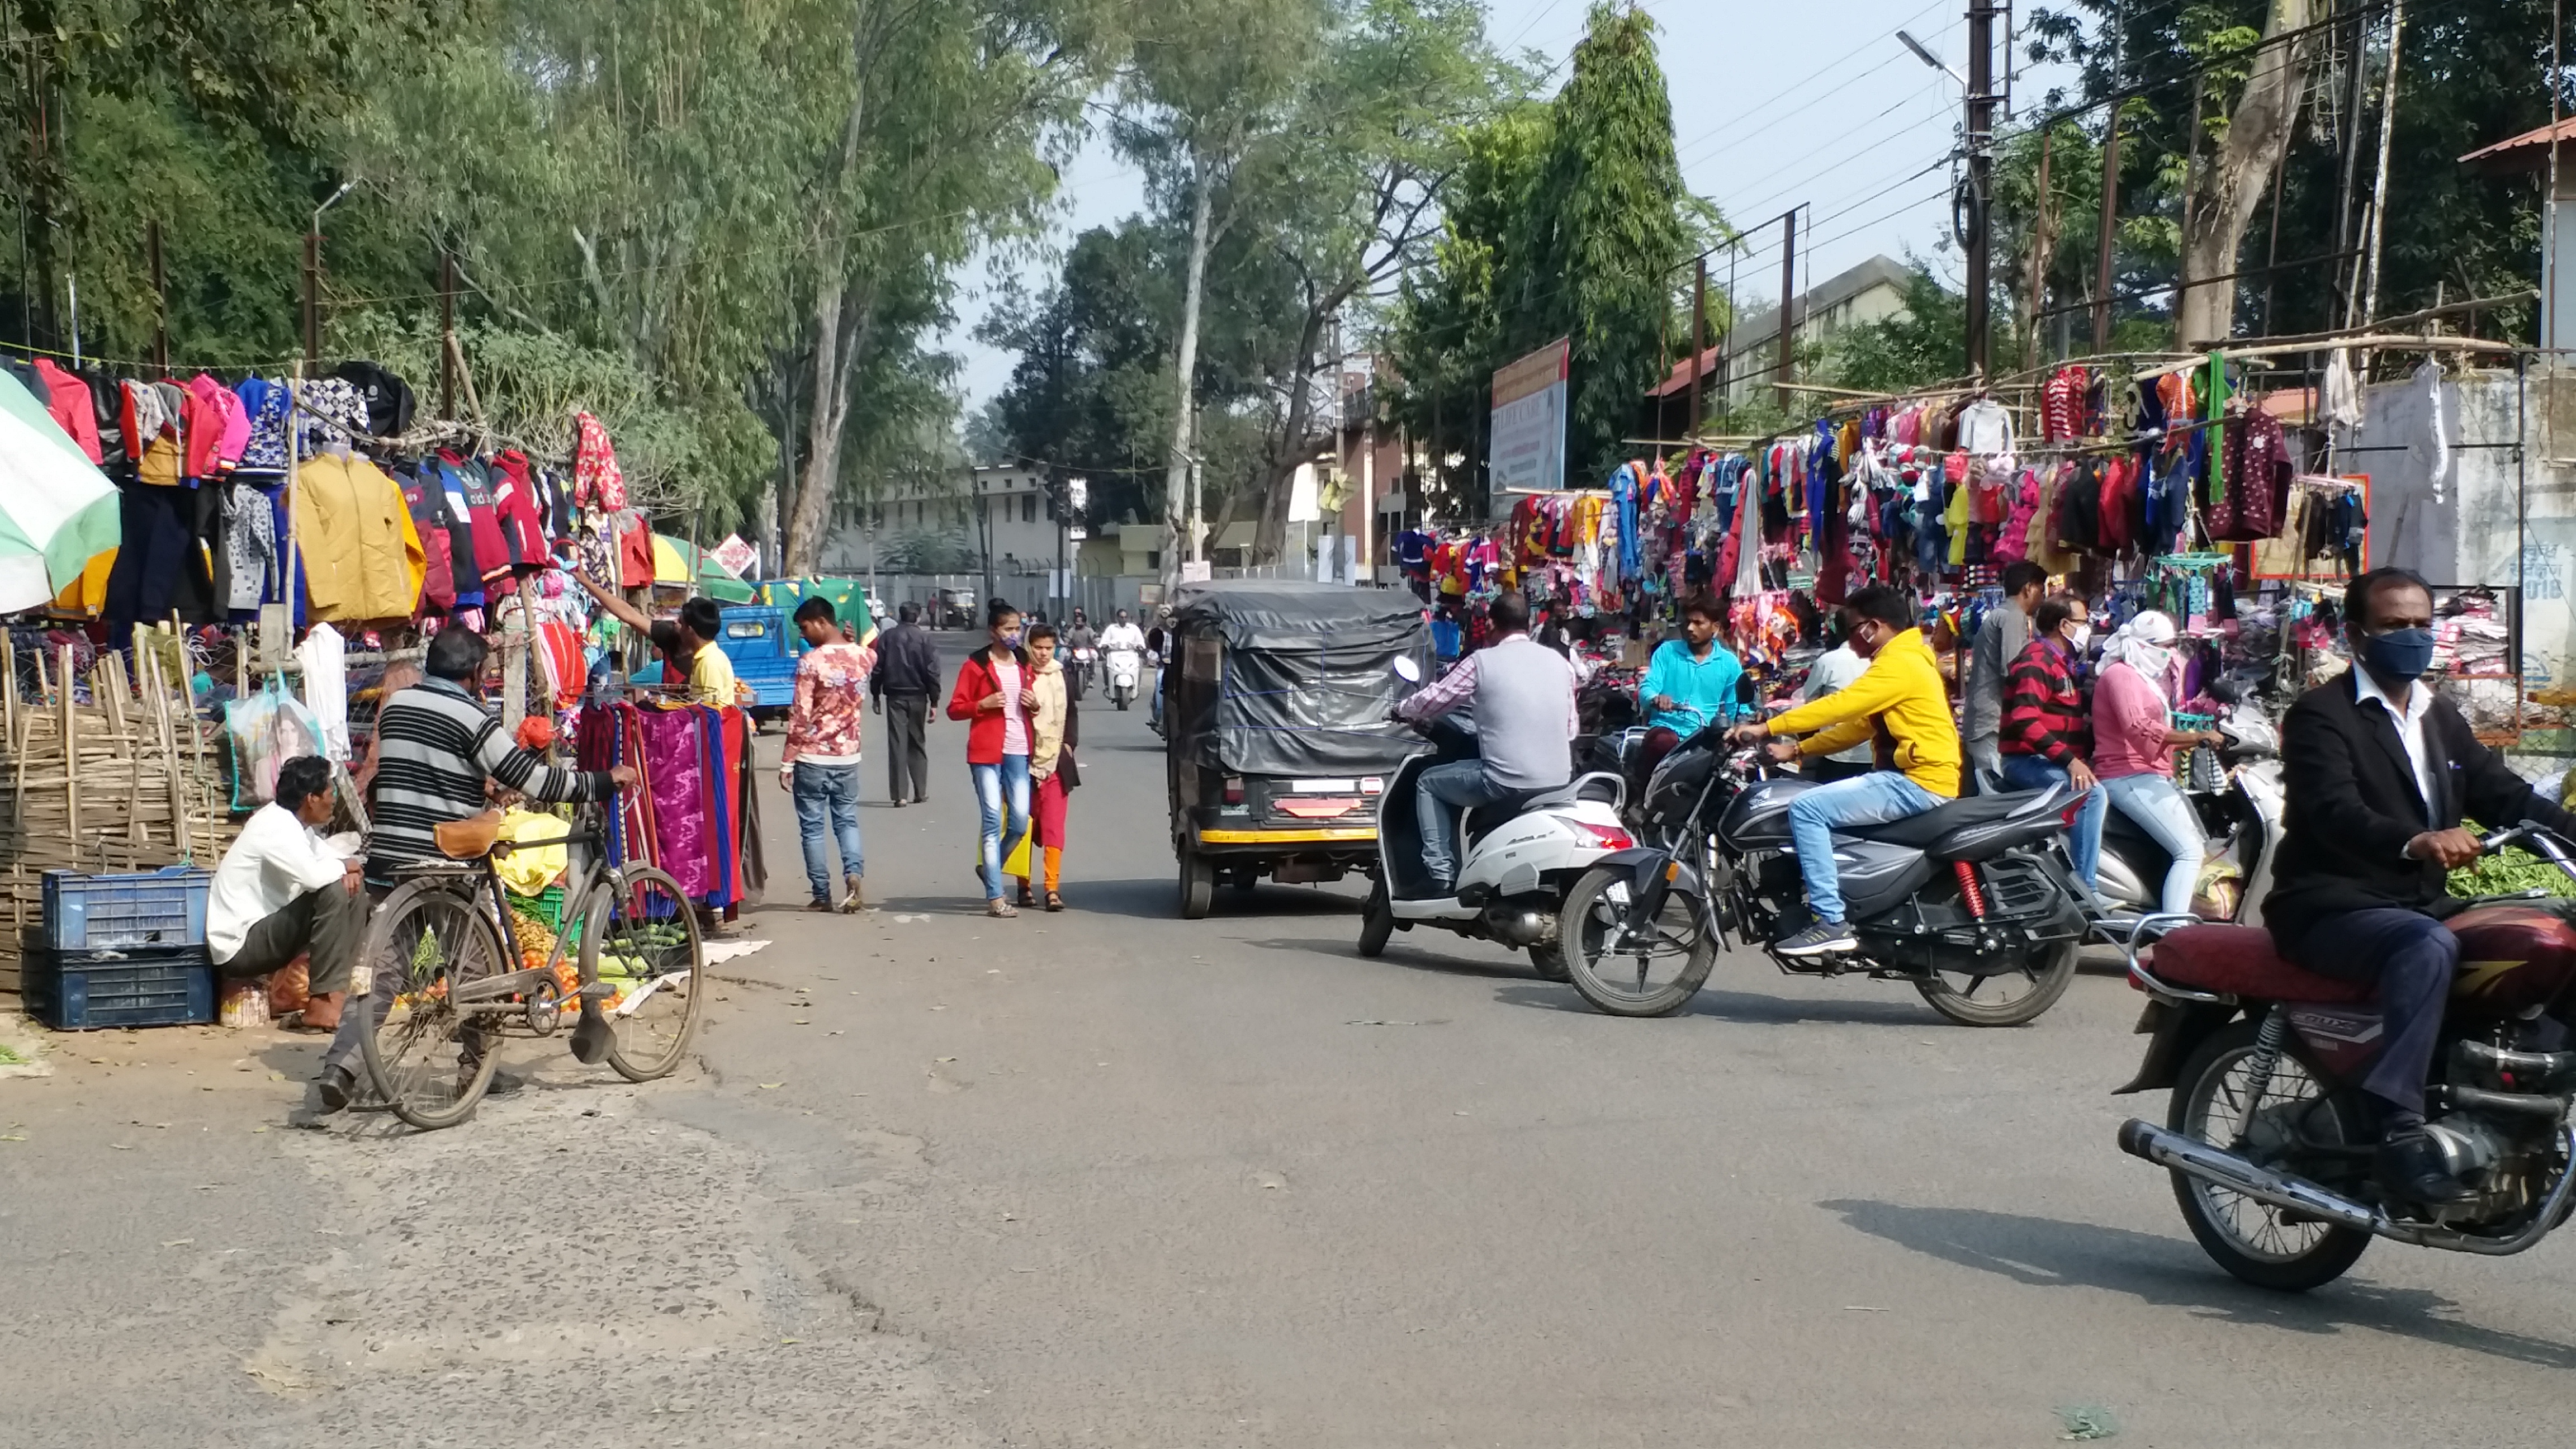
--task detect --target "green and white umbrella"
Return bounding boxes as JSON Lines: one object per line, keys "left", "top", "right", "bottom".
{"left": 0, "top": 367, "right": 119, "bottom": 614}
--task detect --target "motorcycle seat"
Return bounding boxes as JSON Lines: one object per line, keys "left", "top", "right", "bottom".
{"left": 1461, "top": 773, "right": 1619, "bottom": 847}
{"left": 2144, "top": 924, "right": 2375, "bottom": 1005}
{"left": 1847, "top": 787, "right": 2058, "bottom": 851}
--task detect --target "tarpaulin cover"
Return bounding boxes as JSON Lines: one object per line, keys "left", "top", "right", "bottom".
{"left": 1170, "top": 580, "right": 1431, "bottom": 776}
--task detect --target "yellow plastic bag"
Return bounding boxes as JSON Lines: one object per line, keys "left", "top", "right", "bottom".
{"left": 1001, "top": 828, "right": 1032, "bottom": 882}
{"left": 494, "top": 809, "right": 571, "bottom": 896}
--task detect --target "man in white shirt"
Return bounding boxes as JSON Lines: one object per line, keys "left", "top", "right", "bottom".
{"left": 1797, "top": 632, "right": 1875, "bottom": 783}
{"left": 207, "top": 756, "right": 367, "bottom": 1032}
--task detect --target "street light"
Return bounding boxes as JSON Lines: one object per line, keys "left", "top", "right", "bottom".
{"left": 1896, "top": 30, "right": 1965, "bottom": 90}
{"left": 305, "top": 176, "right": 361, "bottom": 368}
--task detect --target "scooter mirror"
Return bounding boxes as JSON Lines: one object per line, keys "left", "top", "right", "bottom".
{"left": 1392, "top": 656, "right": 1422, "bottom": 684}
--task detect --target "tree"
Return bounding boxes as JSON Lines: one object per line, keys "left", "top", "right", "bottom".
{"left": 2174, "top": 0, "right": 2319, "bottom": 345}
{"left": 1115, "top": 0, "right": 1332, "bottom": 585}
{"left": 1507, "top": 3, "right": 1699, "bottom": 481}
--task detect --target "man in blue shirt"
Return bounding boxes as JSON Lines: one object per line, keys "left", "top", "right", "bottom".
{"left": 1637, "top": 594, "right": 1744, "bottom": 737}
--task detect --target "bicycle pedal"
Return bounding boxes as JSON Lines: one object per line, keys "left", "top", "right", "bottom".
{"left": 575, "top": 982, "right": 620, "bottom": 1001}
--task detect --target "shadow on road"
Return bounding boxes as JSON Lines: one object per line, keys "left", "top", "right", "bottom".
{"left": 1820, "top": 1197, "right": 2576, "bottom": 1370}
{"left": 1237, "top": 933, "right": 1544, "bottom": 980}
{"left": 1062, "top": 877, "right": 1363, "bottom": 922}
{"left": 1485, "top": 980, "right": 1936, "bottom": 1026}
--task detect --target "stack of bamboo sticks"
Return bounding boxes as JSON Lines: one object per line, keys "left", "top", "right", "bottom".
{"left": 2, "top": 636, "right": 239, "bottom": 995}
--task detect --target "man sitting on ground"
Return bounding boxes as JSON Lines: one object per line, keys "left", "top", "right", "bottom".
{"left": 1727, "top": 584, "right": 1961, "bottom": 956}
{"left": 207, "top": 756, "right": 366, "bottom": 1033}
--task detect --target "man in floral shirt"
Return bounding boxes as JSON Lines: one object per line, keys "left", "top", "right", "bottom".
{"left": 780, "top": 597, "right": 877, "bottom": 912}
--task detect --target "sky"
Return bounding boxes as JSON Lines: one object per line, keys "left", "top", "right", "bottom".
{"left": 936, "top": 0, "right": 2054, "bottom": 410}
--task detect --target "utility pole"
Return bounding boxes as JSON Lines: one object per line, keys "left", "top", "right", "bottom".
{"left": 305, "top": 178, "right": 358, "bottom": 374}
{"left": 1964, "top": 0, "right": 2000, "bottom": 382}
{"left": 1689, "top": 255, "right": 1707, "bottom": 438}
{"left": 1774, "top": 209, "right": 1799, "bottom": 410}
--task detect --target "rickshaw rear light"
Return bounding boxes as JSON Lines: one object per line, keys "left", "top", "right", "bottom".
{"left": 1223, "top": 777, "right": 1245, "bottom": 806}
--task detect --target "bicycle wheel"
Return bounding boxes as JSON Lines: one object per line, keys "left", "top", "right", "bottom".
{"left": 357, "top": 877, "right": 510, "bottom": 1130}
{"left": 588, "top": 865, "right": 707, "bottom": 1082}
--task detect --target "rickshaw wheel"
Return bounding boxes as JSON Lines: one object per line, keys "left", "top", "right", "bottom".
{"left": 1178, "top": 841, "right": 1215, "bottom": 919}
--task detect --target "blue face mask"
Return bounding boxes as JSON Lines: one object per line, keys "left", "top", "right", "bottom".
{"left": 1000, "top": 629, "right": 1023, "bottom": 648}
{"left": 2360, "top": 626, "right": 2436, "bottom": 680}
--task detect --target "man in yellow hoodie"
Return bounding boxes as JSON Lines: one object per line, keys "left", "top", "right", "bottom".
{"left": 1726, "top": 584, "right": 1961, "bottom": 956}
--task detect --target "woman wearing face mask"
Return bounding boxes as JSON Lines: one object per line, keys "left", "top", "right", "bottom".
{"left": 947, "top": 598, "right": 1038, "bottom": 917}
{"left": 1997, "top": 592, "right": 2110, "bottom": 895}
{"left": 2091, "top": 610, "right": 2224, "bottom": 916}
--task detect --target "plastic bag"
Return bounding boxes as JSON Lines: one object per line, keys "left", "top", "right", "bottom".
{"left": 224, "top": 679, "right": 330, "bottom": 809}
{"left": 494, "top": 809, "right": 570, "bottom": 896}
{"left": 1002, "top": 827, "right": 1032, "bottom": 882}
{"left": 267, "top": 955, "right": 311, "bottom": 1015}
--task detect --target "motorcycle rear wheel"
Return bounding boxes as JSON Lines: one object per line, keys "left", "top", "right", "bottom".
{"left": 2168, "top": 1019, "right": 2373, "bottom": 1292}
{"left": 1559, "top": 866, "right": 1716, "bottom": 1017}
{"left": 1914, "top": 940, "right": 2078, "bottom": 1027}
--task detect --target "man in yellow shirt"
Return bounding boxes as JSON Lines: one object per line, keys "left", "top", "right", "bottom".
{"left": 1726, "top": 584, "right": 1961, "bottom": 956}
{"left": 575, "top": 575, "right": 750, "bottom": 707}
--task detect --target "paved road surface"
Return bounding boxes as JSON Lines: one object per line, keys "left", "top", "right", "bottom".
{"left": 10, "top": 632, "right": 2576, "bottom": 1446}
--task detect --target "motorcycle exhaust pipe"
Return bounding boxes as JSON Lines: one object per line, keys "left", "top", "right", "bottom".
{"left": 2115, "top": 1120, "right": 2383, "bottom": 1233}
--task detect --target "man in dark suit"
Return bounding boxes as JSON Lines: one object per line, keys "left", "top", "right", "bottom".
{"left": 2269, "top": 567, "right": 2576, "bottom": 1205}
{"left": 869, "top": 602, "right": 942, "bottom": 806}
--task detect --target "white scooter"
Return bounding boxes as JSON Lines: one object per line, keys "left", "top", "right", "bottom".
{"left": 1105, "top": 647, "right": 1142, "bottom": 710}
{"left": 1358, "top": 661, "right": 1633, "bottom": 979}
{"left": 2092, "top": 688, "right": 2286, "bottom": 930}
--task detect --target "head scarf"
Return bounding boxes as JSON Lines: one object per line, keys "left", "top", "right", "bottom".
{"left": 2102, "top": 610, "right": 2179, "bottom": 697}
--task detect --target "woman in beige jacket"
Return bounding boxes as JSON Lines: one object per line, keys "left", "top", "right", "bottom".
{"left": 1014, "top": 623, "right": 1079, "bottom": 910}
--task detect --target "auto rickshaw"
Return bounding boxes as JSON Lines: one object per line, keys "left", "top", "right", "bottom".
{"left": 1163, "top": 580, "right": 1431, "bottom": 918}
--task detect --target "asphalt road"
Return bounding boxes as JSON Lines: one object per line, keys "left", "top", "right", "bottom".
{"left": 11, "top": 633, "right": 2576, "bottom": 1446}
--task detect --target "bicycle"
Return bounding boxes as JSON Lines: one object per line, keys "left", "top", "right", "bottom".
{"left": 353, "top": 807, "right": 706, "bottom": 1130}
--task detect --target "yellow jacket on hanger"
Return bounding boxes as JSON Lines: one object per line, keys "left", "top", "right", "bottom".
{"left": 292, "top": 452, "right": 426, "bottom": 622}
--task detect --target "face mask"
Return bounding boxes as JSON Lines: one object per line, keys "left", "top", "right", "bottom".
{"left": 2066, "top": 624, "right": 2091, "bottom": 653}
{"left": 2361, "top": 626, "right": 2436, "bottom": 680}
{"left": 1000, "top": 629, "right": 1022, "bottom": 647}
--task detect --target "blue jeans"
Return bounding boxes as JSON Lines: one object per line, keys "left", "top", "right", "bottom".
{"left": 1999, "top": 752, "right": 2106, "bottom": 891}
{"left": 792, "top": 761, "right": 864, "bottom": 899}
{"left": 2101, "top": 771, "right": 2203, "bottom": 915}
{"left": 1786, "top": 773, "right": 1945, "bottom": 923}
{"left": 1415, "top": 759, "right": 1513, "bottom": 893}
{"left": 971, "top": 754, "right": 1031, "bottom": 899}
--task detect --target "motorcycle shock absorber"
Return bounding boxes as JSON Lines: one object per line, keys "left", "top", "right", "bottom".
{"left": 2242, "top": 1006, "right": 2289, "bottom": 1117}
{"left": 1953, "top": 860, "right": 1988, "bottom": 918}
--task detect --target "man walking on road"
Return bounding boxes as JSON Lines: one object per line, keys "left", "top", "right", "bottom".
{"left": 873, "top": 602, "right": 940, "bottom": 806}
{"left": 783, "top": 597, "right": 876, "bottom": 912}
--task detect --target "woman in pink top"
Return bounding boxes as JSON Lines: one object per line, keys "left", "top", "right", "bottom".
{"left": 2091, "top": 612, "right": 2224, "bottom": 915}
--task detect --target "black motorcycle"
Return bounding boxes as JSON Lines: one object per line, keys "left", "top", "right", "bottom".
{"left": 1557, "top": 727, "right": 2093, "bottom": 1026}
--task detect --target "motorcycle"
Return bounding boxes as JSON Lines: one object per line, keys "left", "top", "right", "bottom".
{"left": 2093, "top": 690, "right": 2285, "bottom": 928}
{"left": 2113, "top": 823, "right": 2576, "bottom": 1291}
{"left": 1067, "top": 646, "right": 1096, "bottom": 702}
{"left": 1556, "top": 725, "right": 2093, "bottom": 1026}
{"left": 1358, "top": 680, "right": 1634, "bottom": 979}
{"left": 1105, "top": 647, "right": 1142, "bottom": 711}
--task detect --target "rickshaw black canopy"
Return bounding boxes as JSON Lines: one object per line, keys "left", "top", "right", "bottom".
{"left": 1167, "top": 581, "right": 1431, "bottom": 778}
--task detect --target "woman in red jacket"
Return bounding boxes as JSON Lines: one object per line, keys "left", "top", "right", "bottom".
{"left": 946, "top": 598, "right": 1037, "bottom": 916}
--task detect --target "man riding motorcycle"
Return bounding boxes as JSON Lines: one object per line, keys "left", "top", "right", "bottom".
{"left": 2266, "top": 566, "right": 2576, "bottom": 1206}
{"left": 1391, "top": 590, "right": 1578, "bottom": 898}
{"left": 1725, "top": 584, "right": 1961, "bottom": 956}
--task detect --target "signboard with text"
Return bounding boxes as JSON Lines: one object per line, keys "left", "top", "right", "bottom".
{"left": 1488, "top": 337, "right": 1570, "bottom": 512}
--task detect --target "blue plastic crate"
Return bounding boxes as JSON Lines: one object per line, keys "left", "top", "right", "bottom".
{"left": 41, "top": 866, "right": 211, "bottom": 951}
{"left": 24, "top": 947, "right": 216, "bottom": 1030}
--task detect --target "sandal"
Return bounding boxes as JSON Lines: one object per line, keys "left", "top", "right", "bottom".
{"left": 986, "top": 898, "right": 1019, "bottom": 918}
{"left": 1044, "top": 891, "right": 1064, "bottom": 913}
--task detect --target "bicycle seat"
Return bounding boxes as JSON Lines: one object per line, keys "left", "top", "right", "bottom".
{"left": 433, "top": 811, "right": 504, "bottom": 860}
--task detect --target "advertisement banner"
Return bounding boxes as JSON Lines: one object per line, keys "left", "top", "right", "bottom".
{"left": 1489, "top": 338, "right": 1570, "bottom": 511}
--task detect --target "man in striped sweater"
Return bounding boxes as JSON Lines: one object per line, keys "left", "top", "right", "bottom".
{"left": 1997, "top": 593, "right": 2108, "bottom": 896}
{"left": 315, "top": 627, "right": 634, "bottom": 1112}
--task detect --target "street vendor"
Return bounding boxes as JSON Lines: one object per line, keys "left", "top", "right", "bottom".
{"left": 205, "top": 756, "right": 366, "bottom": 1035}
{"left": 574, "top": 574, "right": 749, "bottom": 707}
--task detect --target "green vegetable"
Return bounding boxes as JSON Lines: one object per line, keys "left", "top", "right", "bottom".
{"left": 2447, "top": 821, "right": 2576, "bottom": 899}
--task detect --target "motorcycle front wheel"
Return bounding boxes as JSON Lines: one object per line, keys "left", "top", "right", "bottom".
{"left": 1560, "top": 866, "right": 1716, "bottom": 1017}
{"left": 2168, "top": 1019, "right": 2373, "bottom": 1291}
{"left": 1914, "top": 940, "right": 2078, "bottom": 1027}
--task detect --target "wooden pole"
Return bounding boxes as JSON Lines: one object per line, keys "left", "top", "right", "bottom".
{"left": 440, "top": 249, "right": 457, "bottom": 421}
{"left": 146, "top": 220, "right": 168, "bottom": 379}
{"left": 2094, "top": 114, "right": 2122, "bottom": 352}
{"left": 302, "top": 230, "right": 320, "bottom": 370}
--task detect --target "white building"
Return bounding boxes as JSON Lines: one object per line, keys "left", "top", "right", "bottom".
{"left": 818, "top": 465, "right": 1081, "bottom": 581}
